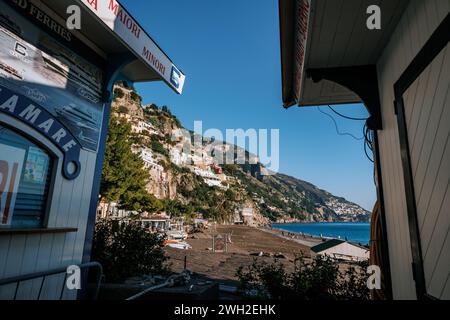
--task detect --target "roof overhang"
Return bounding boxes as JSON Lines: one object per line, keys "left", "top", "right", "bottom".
{"left": 279, "top": 0, "right": 408, "bottom": 108}
{"left": 39, "top": 0, "right": 186, "bottom": 94}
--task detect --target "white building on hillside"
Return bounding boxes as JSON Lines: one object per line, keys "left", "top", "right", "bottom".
{"left": 192, "top": 167, "right": 224, "bottom": 188}
{"left": 131, "top": 120, "right": 158, "bottom": 135}
{"left": 131, "top": 147, "right": 164, "bottom": 180}
{"left": 170, "top": 148, "right": 189, "bottom": 166}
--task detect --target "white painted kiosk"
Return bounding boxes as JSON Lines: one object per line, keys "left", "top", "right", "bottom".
{"left": 0, "top": 0, "right": 185, "bottom": 299}
{"left": 279, "top": 0, "right": 449, "bottom": 299}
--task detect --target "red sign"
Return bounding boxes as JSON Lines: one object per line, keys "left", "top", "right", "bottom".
{"left": 0, "top": 144, "right": 25, "bottom": 226}
{"left": 293, "top": 0, "right": 311, "bottom": 104}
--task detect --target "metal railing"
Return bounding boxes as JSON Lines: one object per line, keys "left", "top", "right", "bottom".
{"left": 125, "top": 269, "right": 192, "bottom": 300}
{"left": 0, "top": 261, "right": 103, "bottom": 300}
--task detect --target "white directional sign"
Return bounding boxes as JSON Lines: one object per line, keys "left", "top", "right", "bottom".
{"left": 79, "top": 0, "right": 186, "bottom": 94}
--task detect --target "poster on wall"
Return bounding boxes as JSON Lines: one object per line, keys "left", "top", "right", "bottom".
{"left": 0, "top": 143, "right": 25, "bottom": 227}
{"left": 23, "top": 147, "right": 49, "bottom": 184}
{"left": 0, "top": 1, "right": 104, "bottom": 151}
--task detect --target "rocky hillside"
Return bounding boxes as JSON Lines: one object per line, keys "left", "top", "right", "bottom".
{"left": 110, "top": 83, "right": 371, "bottom": 224}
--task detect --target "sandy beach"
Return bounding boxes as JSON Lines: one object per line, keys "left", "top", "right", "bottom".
{"left": 165, "top": 225, "right": 321, "bottom": 283}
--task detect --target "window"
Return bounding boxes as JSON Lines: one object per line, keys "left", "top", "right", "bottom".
{"left": 0, "top": 125, "right": 53, "bottom": 228}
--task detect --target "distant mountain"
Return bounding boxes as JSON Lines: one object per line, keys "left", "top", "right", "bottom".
{"left": 110, "top": 83, "right": 371, "bottom": 224}
{"left": 222, "top": 163, "right": 370, "bottom": 223}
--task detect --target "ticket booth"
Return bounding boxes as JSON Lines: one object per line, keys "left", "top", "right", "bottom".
{"left": 0, "top": 0, "right": 185, "bottom": 299}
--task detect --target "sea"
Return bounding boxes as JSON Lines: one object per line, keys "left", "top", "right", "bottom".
{"left": 271, "top": 222, "right": 371, "bottom": 245}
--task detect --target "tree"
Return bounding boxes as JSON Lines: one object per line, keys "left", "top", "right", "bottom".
{"left": 113, "top": 87, "right": 124, "bottom": 99}
{"left": 164, "top": 199, "right": 193, "bottom": 217}
{"left": 150, "top": 135, "right": 168, "bottom": 156}
{"left": 129, "top": 91, "right": 142, "bottom": 104}
{"left": 100, "top": 115, "right": 162, "bottom": 213}
{"left": 92, "top": 219, "right": 169, "bottom": 283}
{"left": 121, "top": 189, "right": 163, "bottom": 213}
{"left": 117, "top": 105, "right": 128, "bottom": 113}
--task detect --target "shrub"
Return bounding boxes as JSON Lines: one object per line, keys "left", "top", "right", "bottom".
{"left": 113, "top": 88, "right": 124, "bottom": 99}
{"left": 150, "top": 139, "right": 168, "bottom": 156}
{"left": 130, "top": 91, "right": 142, "bottom": 103}
{"left": 117, "top": 105, "right": 128, "bottom": 113}
{"left": 236, "top": 255, "right": 369, "bottom": 300}
{"left": 92, "top": 219, "right": 170, "bottom": 283}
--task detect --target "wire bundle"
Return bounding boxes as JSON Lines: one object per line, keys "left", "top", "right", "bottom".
{"left": 317, "top": 105, "right": 374, "bottom": 163}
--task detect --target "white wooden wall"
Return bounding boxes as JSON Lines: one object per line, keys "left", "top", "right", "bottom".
{"left": 0, "top": 114, "right": 98, "bottom": 300}
{"left": 404, "top": 43, "right": 450, "bottom": 299}
{"left": 376, "top": 0, "right": 450, "bottom": 299}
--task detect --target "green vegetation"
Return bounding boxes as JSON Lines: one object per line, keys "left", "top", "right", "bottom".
{"left": 163, "top": 199, "right": 193, "bottom": 217}
{"left": 161, "top": 105, "right": 169, "bottom": 114}
{"left": 100, "top": 114, "right": 163, "bottom": 213}
{"left": 175, "top": 173, "right": 230, "bottom": 221}
{"left": 236, "top": 255, "right": 369, "bottom": 300}
{"left": 113, "top": 87, "right": 124, "bottom": 99}
{"left": 150, "top": 135, "right": 169, "bottom": 156}
{"left": 92, "top": 219, "right": 169, "bottom": 283}
{"left": 117, "top": 105, "right": 128, "bottom": 114}
{"left": 143, "top": 103, "right": 181, "bottom": 131}
{"left": 129, "top": 91, "right": 142, "bottom": 104}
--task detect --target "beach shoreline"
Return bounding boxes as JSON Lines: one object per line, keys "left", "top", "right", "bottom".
{"left": 258, "top": 225, "right": 325, "bottom": 247}
{"left": 165, "top": 224, "right": 312, "bottom": 283}
{"left": 269, "top": 222, "right": 371, "bottom": 245}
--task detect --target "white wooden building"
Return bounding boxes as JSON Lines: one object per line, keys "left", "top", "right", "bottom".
{"left": 0, "top": 0, "right": 185, "bottom": 299}
{"left": 279, "top": 0, "right": 449, "bottom": 299}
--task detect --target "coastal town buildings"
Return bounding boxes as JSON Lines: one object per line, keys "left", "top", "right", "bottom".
{"left": 170, "top": 148, "right": 189, "bottom": 166}
{"left": 325, "top": 198, "right": 368, "bottom": 218}
{"left": 131, "top": 120, "right": 159, "bottom": 136}
{"left": 192, "top": 167, "right": 225, "bottom": 188}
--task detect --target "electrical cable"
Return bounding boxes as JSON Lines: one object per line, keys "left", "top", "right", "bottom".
{"left": 317, "top": 105, "right": 374, "bottom": 162}
{"left": 327, "top": 105, "right": 368, "bottom": 121}
{"left": 363, "top": 124, "right": 374, "bottom": 163}
{"left": 364, "top": 138, "right": 374, "bottom": 163}
{"left": 317, "top": 106, "right": 364, "bottom": 141}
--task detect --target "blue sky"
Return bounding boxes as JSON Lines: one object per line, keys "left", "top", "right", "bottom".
{"left": 121, "top": 0, "right": 376, "bottom": 211}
